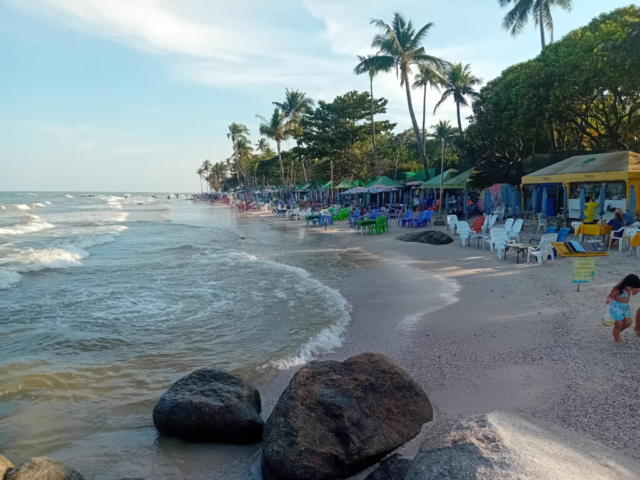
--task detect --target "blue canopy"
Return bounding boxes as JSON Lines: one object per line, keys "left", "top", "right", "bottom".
{"left": 484, "top": 189, "right": 492, "bottom": 215}
{"left": 630, "top": 185, "right": 636, "bottom": 221}
{"left": 598, "top": 184, "right": 606, "bottom": 218}
{"left": 579, "top": 187, "right": 586, "bottom": 221}
{"left": 532, "top": 188, "right": 539, "bottom": 214}
{"left": 541, "top": 187, "right": 548, "bottom": 218}
{"left": 563, "top": 186, "right": 569, "bottom": 215}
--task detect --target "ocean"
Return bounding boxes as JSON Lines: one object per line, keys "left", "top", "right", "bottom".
{"left": 0, "top": 192, "right": 352, "bottom": 478}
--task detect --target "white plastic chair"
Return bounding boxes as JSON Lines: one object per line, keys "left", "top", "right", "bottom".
{"left": 481, "top": 215, "right": 498, "bottom": 234}
{"left": 507, "top": 219, "right": 523, "bottom": 242}
{"left": 494, "top": 206, "right": 505, "bottom": 221}
{"left": 608, "top": 227, "right": 627, "bottom": 251}
{"left": 571, "top": 221, "right": 582, "bottom": 239}
{"left": 503, "top": 218, "right": 514, "bottom": 236}
{"left": 527, "top": 233, "right": 556, "bottom": 265}
{"left": 489, "top": 228, "right": 509, "bottom": 259}
{"left": 536, "top": 214, "right": 545, "bottom": 231}
{"left": 447, "top": 215, "right": 459, "bottom": 235}
{"left": 457, "top": 222, "right": 473, "bottom": 246}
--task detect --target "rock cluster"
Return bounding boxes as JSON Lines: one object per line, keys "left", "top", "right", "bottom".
{"left": 397, "top": 231, "right": 453, "bottom": 245}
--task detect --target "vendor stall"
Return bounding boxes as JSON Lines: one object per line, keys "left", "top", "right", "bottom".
{"left": 521, "top": 151, "right": 640, "bottom": 220}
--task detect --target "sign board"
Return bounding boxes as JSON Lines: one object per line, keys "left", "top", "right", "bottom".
{"left": 572, "top": 257, "right": 595, "bottom": 283}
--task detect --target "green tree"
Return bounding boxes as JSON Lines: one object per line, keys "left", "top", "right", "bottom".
{"left": 257, "top": 108, "right": 293, "bottom": 186}
{"left": 433, "top": 63, "right": 481, "bottom": 137}
{"left": 227, "top": 123, "right": 250, "bottom": 183}
{"left": 354, "top": 53, "right": 393, "bottom": 157}
{"left": 369, "top": 13, "right": 446, "bottom": 178}
{"left": 273, "top": 88, "right": 315, "bottom": 124}
{"left": 412, "top": 63, "right": 444, "bottom": 150}
{"left": 499, "top": 0, "right": 573, "bottom": 49}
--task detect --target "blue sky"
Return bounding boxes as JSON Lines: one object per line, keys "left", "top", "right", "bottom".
{"left": 0, "top": 0, "right": 631, "bottom": 192}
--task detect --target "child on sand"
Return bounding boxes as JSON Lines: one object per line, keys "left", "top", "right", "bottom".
{"left": 605, "top": 274, "right": 640, "bottom": 343}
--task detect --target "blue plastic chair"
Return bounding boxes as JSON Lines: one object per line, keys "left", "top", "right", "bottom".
{"left": 421, "top": 210, "right": 434, "bottom": 227}
{"left": 410, "top": 211, "right": 428, "bottom": 228}
{"left": 556, "top": 227, "right": 570, "bottom": 242}
{"left": 400, "top": 211, "right": 413, "bottom": 227}
{"left": 369, "top": 209, "right": 379, "bottom": 220}
{"left": 544, "top": 226, "right": 557, "bottom": 234}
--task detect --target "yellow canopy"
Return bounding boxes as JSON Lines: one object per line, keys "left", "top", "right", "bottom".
{"left": 521, "top": 151, "right": 640, "bottom": 213}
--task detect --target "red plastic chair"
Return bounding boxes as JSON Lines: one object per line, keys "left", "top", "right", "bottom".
{"left": 471, "top": 217, "right": 485, "bottom": 233}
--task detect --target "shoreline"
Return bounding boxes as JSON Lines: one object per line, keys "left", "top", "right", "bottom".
{"left": 253, "top": 211, "right": 640, "bottom": 470}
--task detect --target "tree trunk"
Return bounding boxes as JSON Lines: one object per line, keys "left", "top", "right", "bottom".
{"left": 539, "top": 2, "right": 546, "bottom": 49}
{"left": 277, "top": 140, "right": 286, "bottom": 188}
{"left": 422, "top": 84, "right": 427, "bottom": 153}
{"left": 370, "top": 75, "right": 377, "bottom": 157}
{"left": 199, "top": 176, "right": 203, "bottom": 193}
{"left": 404, "top": 74, "right": 430, "bottom": 179}
{"left": 456, "top": 100, "right": 463, "bottom": 138}
{"left": 301, "top": 157, "right": 308, "bottom": 183}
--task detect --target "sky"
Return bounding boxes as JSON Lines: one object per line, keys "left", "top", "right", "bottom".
{"left": 0, "top": 0, "right": 632, "bottom": 192}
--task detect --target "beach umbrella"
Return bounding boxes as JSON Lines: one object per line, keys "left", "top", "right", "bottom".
{"left": 484, "top": 189, "right": 492, "bottom": 215}
{"left": 579, "top": 187, "right": 586, "bottom": 221}
{"left": 541, "top": 187, "right": 548, "bottom": 218}
{"left": 563, "top": 186, "right": 568, "bottom": 215}
{"left": 598, "top": 184, "right": 606, "bottom": 218}
{"left": 532, "top": 188, "right": 539, "bottom": 214}
{"left": 630, "top": 185, "right": 636, "bottom": 221}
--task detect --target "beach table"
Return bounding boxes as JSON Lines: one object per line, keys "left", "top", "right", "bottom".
{"left": 306, "top": 215, "right": 320, "bottom": 227}
{"left": 576, "top": 223, "right": 611, "bottom": 241}
{"left": 355, "top": 219, "right": 376, "bottom": 235}
{"left": 504, "top": 243, "right": 530, "bottom": 263}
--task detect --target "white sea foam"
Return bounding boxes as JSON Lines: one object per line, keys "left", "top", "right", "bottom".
{"left": 252, "top": 257, "right": 352, "bottom": 370}
{"left": 34, "top": 203, "right": 45, "bottom": 208}
{"left": 0, "top": 206, "right": 5, "bottom": 211}
{"left": 45, "top": 201, "right": 52, "bottom": 205}
{"left": 0, "top": 267, "right": 21, "bottom": 289}
{"left": 1, "top": 247, "right": 84, "bottom": 272}
{"left": 15, "top": 204, "right": 31, "bottom": 211}
{"left": 400, "top": 272, "right": 461, "bottom": 328}
{"left": 0, "top": 215, "right": 55, "bottom": 236}
{"left": 66, "top": 195, "right": 74, "bottom": 198}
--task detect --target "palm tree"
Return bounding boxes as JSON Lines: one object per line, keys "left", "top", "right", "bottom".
{"left": 234, "top": 137, "right": 253, "bottom": 181}
{"left": 354, "top": 53, "right": 393, "bottom": 157}
{"left": 499, "top": 0, "right": 572, "bottom": 50}
{"left": 227, "top": 122, "right": 250, "bottom": 182}
{"left": 369, "top": 13, "right": 446, "bottom": 178}
{"left": 257, "top": 108, "right": 293, "bottom": 187}
{"left": 273, "top": 89, "right": 315, "bottom": 124}
{"left": 412, "top": 64, "right": 444, "bottom": 153}
{"left": 433, "top": 63, "right": 481, "bottom": 137}
{"left": 430, "top": 120, "right": 458, "bottom": 143}
{"left": 196, "top": 167, "right": 204, "bottom": 193}
{"left": 255, "top": 138, "right": 269, "bottom": 156}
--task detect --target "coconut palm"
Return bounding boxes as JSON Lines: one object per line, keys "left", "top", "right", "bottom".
{"left": 430, "top": 120, "right": 458, "bottom": 143}
{"left": 273, "top": 89, "right": 315, "bottom": 124}
{"left": 412, "top": 64, "right": 444, "bottom": 152}
{"left": 369, "top": 13, "right": 446, "bottom": 177}
{"left": 354, "top": 53, "right": 393, "bottom": 157}
{"left": 255, "top": 138, "right": 269, "bottom": 155}
{"left": 227, "top": 122, "right": 250, "bottom": 182}
{"left": 257, "top": 108, "right": 293, "bottom": 186}
{"left": 196, "top": 167, "right": 204, "bottom": 193}
{"left": 499, "top": 0, "right": 572, "bottom": 49}
{"left": 234, "top": 137, "right": 253, "bottom": 181}
{"left": 433, "top": 63, "right": 481, "bottom": 137}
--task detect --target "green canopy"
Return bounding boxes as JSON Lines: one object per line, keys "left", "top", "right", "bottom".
{"left": 295, "top": 183, "right": 311, "bottom": 191}
{"left": 364, "top": 175, "right": 404, "bottom": 188}
{"left": 335, "top": 179, "right": 356, "bottom": 189}
{"left": 442, "top": 168, "right": 475, "bottom": 190}
{"left": 420, "top": 169, "right": 459, "bottom": 189}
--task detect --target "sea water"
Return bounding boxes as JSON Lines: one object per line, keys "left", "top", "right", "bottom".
{"left": 0, "top": 192, "right": 351, "bottom": 478}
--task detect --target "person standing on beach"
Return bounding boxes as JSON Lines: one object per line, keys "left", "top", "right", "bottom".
{"left": 605, "top": 274, "right": 640, "bottom": 343}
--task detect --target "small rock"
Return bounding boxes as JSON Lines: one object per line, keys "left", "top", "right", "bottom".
{"left": 153, "top": 368, "right": 264, "bottom": 444}
{"left": 6, "top": 457, "right": 85, "bottom": 480}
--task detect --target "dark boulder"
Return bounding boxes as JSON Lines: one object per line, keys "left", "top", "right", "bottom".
{"left": 422, "top": 231, "right": 453, "bottom": 245}
{"left": 261, "top": 353, "right": 433, "bottom": 480}
{"left": 5, "top": 457, "right": 85, "bottom": 480}
{"left": 364, "top": 454, "right": 411, "bottom": 480}
{"left": 153, "top": 368, "right": 264, "bottom": 444}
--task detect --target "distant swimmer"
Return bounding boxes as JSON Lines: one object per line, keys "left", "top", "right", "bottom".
{"left": 167, "top": 195, "right": 171, "bottom": 200}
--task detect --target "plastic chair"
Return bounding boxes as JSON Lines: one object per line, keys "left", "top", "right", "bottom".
{"left": 609, "top": 226, "right": 630, "bottom": 251}
{"left": 503, "top": 218, "right": 514, "bottom": 236}
{"left": 410, "top": 211, "right": 428, "bottom": 228}
{"left": 507, "top": 219, "right": 523, "bottom": 242}
{"left": 536, "top": 214, "right": 545, "bottom": 232}
{"left": 626, "top": 228, "right": 640, "bottom": 257}
{"left": 470, "top": 217, "right": 485, "bottom": 233}
{"left": 400, "top": 211, "right": 413, "bottom": 227}
{"left": 447, "top": 215, "right": 459, "bottom": 234}
{"left": 489, "top": 228, "right": 509, "bottom": 259}
{"left": 421, "top": 210, "right": 434, "bottom": 227}
{"left": 481, "top": 215, "right": 498, "bottom": 234}
{"left": 528, "top": 233, "right": 556, "bottom": 265}
{"left": 571, "top": 221, "right": 582, "bottom": 239}
{"left": 457, "top": 222, "right": 472, "bottom": 246}
{"left": 494, "top": 206, "right": 505, "bottom": 221}
{"left": 556, "top": 227, "right": 570, "bottom": 242}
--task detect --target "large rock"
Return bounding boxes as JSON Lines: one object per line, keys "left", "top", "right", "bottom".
{"left": 153, "top": 368, "right": 264, "bottom": 444}
{"left": 0, "top": 454, "right": 14, "bottom": 479}
{"left": 422, "top": 231, "right": 453, "bottom": 245}
{"left": 5, "top": 457, "right": 85, "bottom": 480}
{"left": 406, "top": 413, "right": 640, "bottom": 480}
{"left": 364, "top": 454, "right": 411, "bottom": 480}
{"left": 261, "top": 353, "right": 433, "bottom": 480}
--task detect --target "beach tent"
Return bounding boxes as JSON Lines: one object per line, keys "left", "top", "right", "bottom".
{"left": 521, "top": 151, "right": 640, "bottom": 214}
{"left": 364, "top": 176, "right": 404, "bottom": 188}
{"left": 420, "top": 169, "right": 459, "bottom": 190}
{"left": 441, "top": 168, "right": 475, "bottom": 190}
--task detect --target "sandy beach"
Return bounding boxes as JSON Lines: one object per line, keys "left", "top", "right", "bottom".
{"left": 252, "top": 212, "right": 640, "bottom": 476}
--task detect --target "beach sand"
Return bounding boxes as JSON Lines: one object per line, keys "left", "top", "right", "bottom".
{"left": 253, "top": 213, "right": 640, "bottom": 476}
